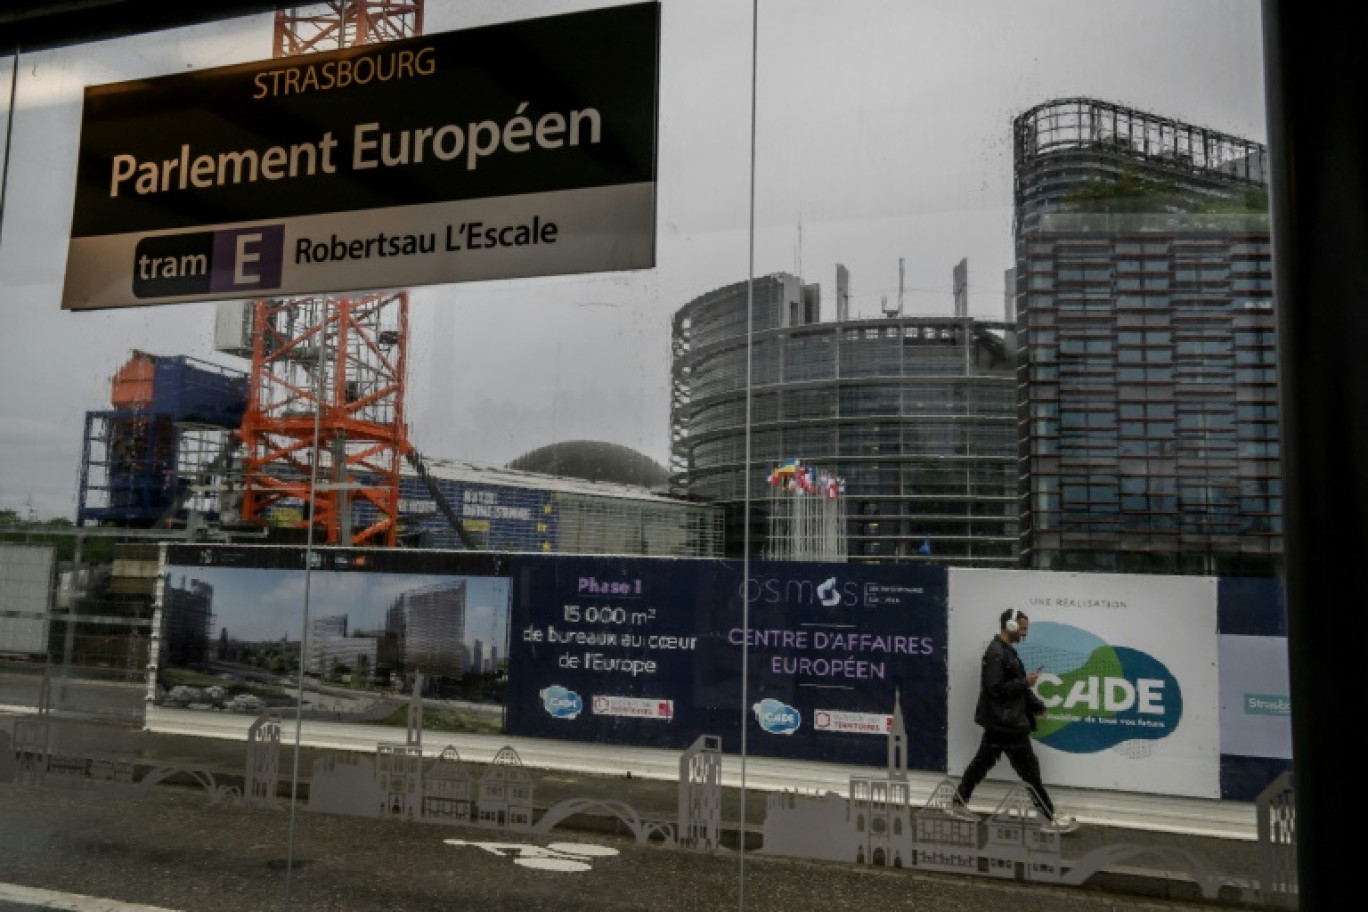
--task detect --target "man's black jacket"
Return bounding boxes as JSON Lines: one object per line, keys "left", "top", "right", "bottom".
{"left": 973, "top": 635, "right": 1046, "bottom": 734}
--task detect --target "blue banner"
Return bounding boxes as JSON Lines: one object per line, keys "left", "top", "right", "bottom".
{"left": 505, "top": 555, "right": 719, "bottom": 749}
{"left": 505, "top": 556, "right": 949, "bottom": 769}
{"left": 396, "top": 476, "right": 558, "bottom": 551}
{"left": 710, "top": 560, "right": 948, "bottom": 768}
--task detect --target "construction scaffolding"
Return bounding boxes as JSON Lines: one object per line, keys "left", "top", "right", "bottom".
{"left": 272, "top": 1, "right": 423, "bottom": 55}
{"left": 77, "top": 352, "right": 247, "bottom": 529}
{"left": 238, "top": 292, "right": 410, "bottom": 546}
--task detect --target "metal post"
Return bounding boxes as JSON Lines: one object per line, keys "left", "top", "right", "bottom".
{"left": 1262, "top": 2, "right": 1367, "bottom": 907}
{"left": 58, "top": 533, "right": 82, "bottom": 706}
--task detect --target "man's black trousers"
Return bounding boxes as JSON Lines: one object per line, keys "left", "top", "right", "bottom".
{"left": 954, "top": 730, "right": 1055, "bottom": 819}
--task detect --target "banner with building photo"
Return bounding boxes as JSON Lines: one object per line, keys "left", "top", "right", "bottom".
{"left": 505, "top": 555, "right": 949, "bottom": 768}
{"left": 63, "top": 3, "right": 660, "bottom": 310}
{"left": 947, "top": 568, "right": 1221, "bottom": 799}
{"left": 153, "top": 545, "right": 511, "bottom": 729}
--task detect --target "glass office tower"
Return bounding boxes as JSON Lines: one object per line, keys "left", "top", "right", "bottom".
{"left": 1014, "top": 98, "right": 1281, "bottom": 575}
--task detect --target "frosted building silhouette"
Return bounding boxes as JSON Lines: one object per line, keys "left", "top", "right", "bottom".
{"left": 423, "top": 746, "right": 475, "bottom": 822}
{"left": 678, "top": 735, "right": 723, "bottom": 850}
{"left": 760, "top": 692, "right": 1064, "bottom": 881}
{"left": 307, "top": 742, "right": 535, "bottom": 830}
{"left": 243, "top": 713, "right": 281, "bottom": 807}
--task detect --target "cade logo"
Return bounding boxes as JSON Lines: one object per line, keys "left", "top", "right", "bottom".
{"left": 752, "top": 698, "right": 801, "bottom": 735}
{"left": 540, "top": 685, "right": 583, "bottom": 720}
{"left": 1019, "top": 622, "right": 1183, "bottom": 754}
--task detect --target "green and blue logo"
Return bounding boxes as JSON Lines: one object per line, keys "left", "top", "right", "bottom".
{"left": 540, "top": 685, "right": 583, "bottom": 720}
{"left": 752, "top": 698, "right": 801, "bottom": 735}
{"left": 1020, "top": 622, "right": 1182, "bottom": 754}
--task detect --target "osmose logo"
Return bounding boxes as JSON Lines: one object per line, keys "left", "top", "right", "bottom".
{"left": 816, "top": 577, "right": 841, "bottom": 607}
{"left": 742, "top": 575, "right": 860, "bottom": 607}
{"left": 752, "top": 698, "right": 801, "bottom": 735}
{"left": 1020, "top": 622, "right": 1183, "bottom": 754}
{"left": 133, "top": 225, "right": 284, "bottom": 298}
{"left": 540, "top": 685, "right": 582, "bottom": 720}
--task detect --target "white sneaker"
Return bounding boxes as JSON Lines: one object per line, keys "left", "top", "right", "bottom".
{"left": 1040, "top": 814, "right": 1079, "bottom": 835}
{"left": 945, "top": 800, "right": 980, "bottom": 822}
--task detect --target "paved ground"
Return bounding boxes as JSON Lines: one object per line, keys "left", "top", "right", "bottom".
{"left": 0, "top": 716, "right": 1288, "bottom": 912}
{"left": 0, "top": 779, "right": 1267, "bottom": 912}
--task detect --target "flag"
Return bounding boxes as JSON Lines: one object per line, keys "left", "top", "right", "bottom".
{"left": 919, "top": 539, "right": 932, "bottom": 555}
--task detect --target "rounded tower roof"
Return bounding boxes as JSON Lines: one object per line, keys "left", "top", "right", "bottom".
{"left": 507, "top": 440, "right": 669, "bottom": 489}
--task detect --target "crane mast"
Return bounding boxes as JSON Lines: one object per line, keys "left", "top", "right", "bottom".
{"left": 238, "top": 2, "right": 424, "bottom": 547}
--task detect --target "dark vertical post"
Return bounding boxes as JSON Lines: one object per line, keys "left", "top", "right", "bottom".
{"left": 1262, "top": 3, "right": 1367, "bottom": 908}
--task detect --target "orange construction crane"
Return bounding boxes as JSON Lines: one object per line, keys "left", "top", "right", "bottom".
{"left": 238, "top": 2, "right": 423, "bottom": 547}
{"left": 272, "top": 1, "right": 423, "bottom": 55}
{"left": 239, "top": 292, "right": 410, "bottom": 546}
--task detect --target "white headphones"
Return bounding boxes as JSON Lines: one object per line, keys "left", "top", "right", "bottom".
{"left": 1004, "top": 608, "right": 1021, "bottom": 633}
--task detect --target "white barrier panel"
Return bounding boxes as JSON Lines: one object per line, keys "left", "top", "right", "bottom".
{"left": 948, "top": 568, "right": 1220, "bottom": 799}
{"left": 0, "top": 544, "right": 54, "bottom": 655}
{"left": 1218, "top": 634, "right": 1292, "bottom": 760}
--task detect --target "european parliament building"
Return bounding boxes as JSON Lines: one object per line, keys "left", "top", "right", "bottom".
{"left": 670, "top": 272, "right": 1017, "bottom": 565}
{"left": 1013, "top": 98, "right": 1281, "bottom": 575}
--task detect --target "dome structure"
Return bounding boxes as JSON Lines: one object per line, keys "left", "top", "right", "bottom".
{"left": 507, "top": 440, "right": 669, "bottom": 489}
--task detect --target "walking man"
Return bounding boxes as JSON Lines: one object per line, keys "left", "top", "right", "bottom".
{"left": 948, "top": 608, "right": 1078, "bottom": 834}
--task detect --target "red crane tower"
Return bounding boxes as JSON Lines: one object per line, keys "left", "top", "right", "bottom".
{"left": 271, "top": 1, "right": 423, "bottom": 54}
{"left": 238, "top": 2, "right": 424, "bottom": 547}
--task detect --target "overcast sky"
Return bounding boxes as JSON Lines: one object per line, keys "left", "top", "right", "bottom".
{"left": 0, "top": 0, "right": 1268, "bottom": 519}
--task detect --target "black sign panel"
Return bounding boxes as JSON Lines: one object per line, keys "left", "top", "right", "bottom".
{"left": 64, "top": 3, "right": 660, "bottom": 309}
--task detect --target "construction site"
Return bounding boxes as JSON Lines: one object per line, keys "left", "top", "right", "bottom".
{"left": 0, "top": 1, "right": 721, "bottom": 679}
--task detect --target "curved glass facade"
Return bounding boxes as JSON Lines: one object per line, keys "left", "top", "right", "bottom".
{"left": 671, "top": 274, "right": 1018, "bottom": 565}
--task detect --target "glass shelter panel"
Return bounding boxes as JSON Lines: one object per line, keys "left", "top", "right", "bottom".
{"left": 0, "top": 1, "right": 1300, "bottom": 911}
